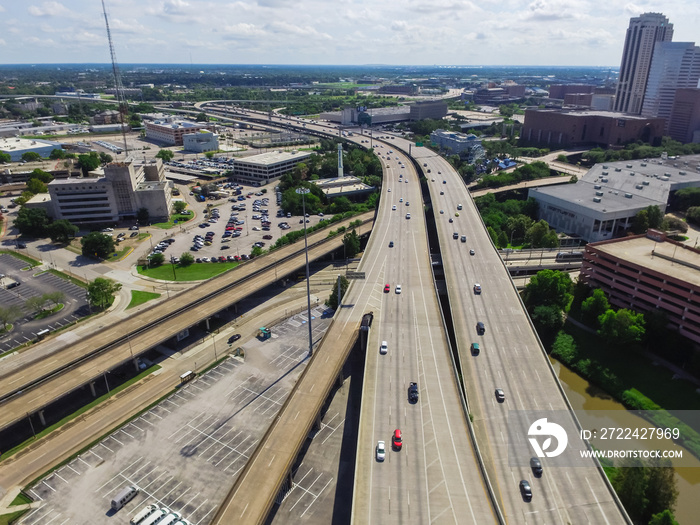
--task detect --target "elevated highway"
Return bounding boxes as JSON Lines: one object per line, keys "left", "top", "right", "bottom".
{"left": 0, "top": 213, "right": 373, "bottom": 435}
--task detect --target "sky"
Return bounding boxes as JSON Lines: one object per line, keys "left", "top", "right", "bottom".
{"left": 0, "top": 0, "right": 698, "bottom": 66}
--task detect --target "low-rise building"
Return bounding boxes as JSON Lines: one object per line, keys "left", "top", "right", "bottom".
{"left": 0, "top": 137, "right": 63, "bottom": 161}
{"left": 231, "top": 150, "right": 312, "bottom": 186}
{"left": 430, "top": 129, "right": 485, "bottom": 162}
{"left": 311, "top": 176, "right": 375, "bottom": 199}
{"left": 580, "top": 230, "right": 700, "bottom": 345}
{"left": 183, "top": 130, "right": 219, "bottom": 152}
{"left": 521, "top": 109, "right": 665, "bottom": 148}
{"left": 145, "top": 118, "right": 216, "bottom": 146}
{"left": 528, "top": 155, "right": 700, "bottom": 242}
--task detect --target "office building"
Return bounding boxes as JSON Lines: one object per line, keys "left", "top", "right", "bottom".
{"left": 409, "top": 100, "right": 448, "bottom": 120}
{"left": 312, "top": 176, "right": 375, "bottom": 199}
{"left": 231, "top": 150, "right": 312, "bottom": 186}
{"left": 580, "top": 230, "right": 700, "bottom": 344}
{"left": 668, "top": 88, "right": 700, "bottom": 143}
{"left": 613, "top": 13, "right": 674, "bottom": 114}
{"left": 144, "top": 118, "right": 216, "bottom": 146}
{"left": 43, "top": 157, "right": 172, "bottom": 223}
{"left": 521, "top": 109, "right": 665, "bottom": 148}
{"left": 528, "top": 155, "right": 700, "bottom": 242}
{"left": 430, "top": 129, "right": 485, "bottom": 163}
{"left": 183, "top": 130, "right": 219, "bottom": 153}
{"left": 641, "top": 42, "right": 700, "bottom": 133}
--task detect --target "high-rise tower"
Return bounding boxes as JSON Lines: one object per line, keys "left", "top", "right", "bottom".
{"left": 641, "top": 42, "right": 700, "bottom": 134}
{"left": 613, "top": 12, "right": 673, "bottom": 114}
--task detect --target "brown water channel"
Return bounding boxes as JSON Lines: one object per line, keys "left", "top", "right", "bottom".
{"left": 551, "top": 359, "right": 700, "bottom": 524}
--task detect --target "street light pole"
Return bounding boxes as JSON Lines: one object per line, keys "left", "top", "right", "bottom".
{"left": 296, "top": 187, "right": 314, "bottom": 357}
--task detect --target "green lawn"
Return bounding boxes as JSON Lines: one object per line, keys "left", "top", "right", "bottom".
{"left": 151, "top": 214, "right": 194, "bottom": 229}
{"left": 35, "top": 304, "right": 65, "bottom": 320}
{"left": 127, "top": 290, "right": 161, "bottom": 309}
{"left": 137, "top": 261, "right": 239, "bottom": 281}
{"left": 0, "top": 509, "right": 28, "bottom": 524}
{"left": 10, "top": 493, "right": 31, "bottom": 506}
{"left": 107, "top": 245, "right": 132, "bottom": 261}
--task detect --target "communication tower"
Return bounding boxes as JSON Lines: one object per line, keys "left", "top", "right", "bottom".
{"left": 101, "top": 0, "right": 129, "bottom": 155}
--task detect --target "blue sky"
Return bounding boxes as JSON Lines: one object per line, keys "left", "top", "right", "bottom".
{"left": 0, "top": 1, "right": 698, "bottom": 66}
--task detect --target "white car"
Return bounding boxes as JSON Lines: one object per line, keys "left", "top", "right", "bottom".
{"left": 406, "top": 213, "right": 411, "bottom": 219}
{"left": 376, "top": 440, "right": 386, "bottom": 461}
{"left": 395, "top": 284, "right": 402, "bottom": 294}
{"left": 380, "top": 341, "right": 388, "bottom": 354}
{"left": 392, "top": 205, "right": 397, "bottom": 211}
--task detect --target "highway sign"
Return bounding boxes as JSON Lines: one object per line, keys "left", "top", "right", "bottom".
{"left": 415, "top": 142, "right": 423, "bottom": 147}
{"left": 346, "top": 271, "right": 366, "bottom": 280}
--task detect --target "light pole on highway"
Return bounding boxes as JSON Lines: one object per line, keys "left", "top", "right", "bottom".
{"left": 296, "top": 187, "right": 314, "bottom": 357}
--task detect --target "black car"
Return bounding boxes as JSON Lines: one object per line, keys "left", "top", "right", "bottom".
{"left": 476, "top": 321, "right": 485, "bottom": 335}
{"left": 519, "top": 480, "right": 532, "bottom": 501}
{"left": 530, "top": 457, "right": 543, "bottom": 477}
{"left": 228, "top": 333, "right": 241, "bottom": 344}
{"left": 408, "top": 382, "right": 418, "bottom": 403}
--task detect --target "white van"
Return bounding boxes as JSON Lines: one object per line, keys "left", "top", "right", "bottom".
{"left": 140, "top": 509, "right": 167, "bottom": 525}
{"left": 158, "top": 513, "right": 181, "bottom": 525}
{"left": 111, "top": 486, "right": 139, "bottom": 511}
{"left": 130, "top": 504, "right": 158, "bottom": 525}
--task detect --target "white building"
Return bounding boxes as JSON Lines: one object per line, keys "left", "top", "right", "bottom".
{"left": 429, "top": 129, "right": 485, "bottom": 163}
{"left": 641, "top": 42, "right": 700, "bottom": 134}
{"left": 183, "top": 130, "right": 219, "bottom": 153}
{"left": 0, "top": 137, "right": 63, "bottom": 161}
{"left": 528, "top": 155, "right": 700, "bottom": 242}
{"left": 44, "top": 157, "right": 172, "bottom": 223}
{"left": 232, "top": 150, "right": 312, "bottom": 186}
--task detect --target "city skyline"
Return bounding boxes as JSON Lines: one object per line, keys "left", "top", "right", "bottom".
{"left": 0, "top": 1, "right": 698, "bottom": 66}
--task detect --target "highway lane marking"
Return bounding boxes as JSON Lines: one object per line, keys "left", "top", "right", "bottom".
{"left": 430, "top": 504, "right": 452, "bottom": 524}
{"left": 586, "top": 476, "right": 612, "bottom": 525}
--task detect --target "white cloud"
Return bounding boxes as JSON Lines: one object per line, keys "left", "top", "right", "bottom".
{"left": 163, "top": 0, "right": 190, "bottom": 15}
{"left": 0, "top": 38, "right": 6, "bottom": 45}
{"left": 0, "top": 6, "right": 6, "bottom": 13}
{"left": 28, "top": 1, "right": 70, "bottom": 17}
{"left": 267, "top": 21, "right": 332, "bottom": 40}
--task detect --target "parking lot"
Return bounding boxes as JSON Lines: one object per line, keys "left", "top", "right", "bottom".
{"left": 147, "top": 180, "right": 326, "bottom": 266}
{"left": 0, "top": 254, "right": 89, "bottom": 353}
{"left": 20, "top": 306, "right": 333, "bottom": 525}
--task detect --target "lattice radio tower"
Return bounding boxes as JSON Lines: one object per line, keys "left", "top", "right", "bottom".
{"left": 101, "top": 0, "right": 129, "bottom": 155}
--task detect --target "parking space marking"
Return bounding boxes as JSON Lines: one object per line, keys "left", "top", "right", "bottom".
{"left": 120, "top": 428, "right": 135, "bottom": 439}
{"left": 53, "top": 472, "right": 68, "bottom": 484}
{"left": 29, "top": 489, "right": 43, "bottom": 501}
{"left": 188, "top": 498, "right": 209, "bottom": 521}
{"left": 64, "top": 463, "right": 81, "bottom": 475}
{"left": 169, "top": 486, "right": 191, "bottom": 506}
{"left": 42, "top": 480, "right": 56, "bottom": 492}
{"left": 159, "top": 480, "right": 182, "bottom": 501}
{"left": 87, "top": 451, "right": 101, "bottom": 462}
{"left": 195, "top": 505, "right": 216, "bottom": 525}
{"left": 149, "top": 409, "right": 163, "bottom": 419}
{"left": 99, "top": 442, "right": 113, "bottom": 454}
{"left": 108, "top": 434, "right": 124, "bottom": 446}
{"left": 141, "top": 472, "right": 169, "bottom": 491}
{"left": 96, "top": 457, "right": 144, "bottom": 493}
{"left": 129, "top": 421, "right": 144, "bottom": 432}
{"left": 180, "top": 491, "right": 201, "bottom": 512}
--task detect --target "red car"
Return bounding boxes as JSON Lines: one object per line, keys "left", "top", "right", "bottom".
{"left": 384, "top": 284, "right": 390, "bottom": 293}
{"left": 392, "top": 429, "right": 402, "bottom": 450}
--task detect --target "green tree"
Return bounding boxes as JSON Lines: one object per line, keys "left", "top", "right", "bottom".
{"left": 486, "top": 226, "right": 499, "bottom": 246}
{"left": 0, "top": 152, "right": 11, "bottom": 163}
{"left": 326, "top": 275, "right": 349, "bottom": 310}
{"left": 251, "top": 245, "right": 264, "bottom": 258}
{"left": 195, "top": 112, "right": 209, "bottom": 122}
{"left": 648, "top": 510, "right": 679, "bottom": 525}
{"left": 632, "top": 209, "right": 649, "bottom": 234}
{"left": 47, "top": 219, "right": 78, "bottom": 243}
{"left": 44, "top": 291, "right": 65, "bottom": 308}
{"left": 644, "top": 458, "right": 679, "bottom": 522}
{"left": 597, "top": 308, "right": 646, "bottom": 346}
{"left": 646, "top": 205, "right": 663, "bottom": 229}
{"left": 99, "top": 152, "right": 113, "bottom": 164}
{"left": 173, "top": 200, "right": 188, "bottom": 214}
{"left": 343, "top": 229, "right": 361, "bottom": 257}
{"left": 205, "top": 151, "right": 215, "bottom": 159}
{"left": 49, "top": 149, "right": 66, "bottom": 159}
{"left": 504, "top": 215, "right": 533, "bottom": 245}
{"left": 497, "top": 229, "right": 508, "bottom": 248}
{"left": 25, "top": 295, "right": 48, "bottom": 315}
{"left": 21, "top": 151, "right": 42, "bottom": 162}
{"left": 179, "top": 252, "right": 194, "bottom": 267}
{"left": 580, "top": 288, "right": 610, "bottom": 327}
{"left": 530, "top": 304, "right": 564, "bottom": 337}
{"left": 81, "top": 232, "right": 115, "bottom": 259}
{"left": 0, "top": 305, "right": 23, "bottom": 330}
{"left": 77, "top": 152, "right": 100, "bottom": 176}
{"left": 30, "top": 168, "right": 53, "bottom": 183}
{"left": 612, "top": 461, "right": 648, "bottom": 521}
{"left": 26, "top": 178, "right": 47, "bottom": 194}
{"left": 155, "top": 149, "right": 174, "bottom": 162}
{"left": 15, "top": 207, "right": 50, "bottom": 236}
{"left": 87, "top": 277, "right": 122, "bottom": 310}
{"left": 687, "top": 206, "right": 700, "bottom": 225}
{"left": 149, "top": 253, "right": 165, "bottom": 266}
{"left": 569, "top": 279, "right": 591, "bottom": 318}
{"left": 523, "top": 269, "right": 573, "bottom": 311}
{"left": 329, "top": 196, "right": 352, "bottom": 214}
{"left": 525, "top": 219, "right": 553, "bottom": 248}
{"left": 137, "top": 207, "right": 150, "bottom": 224}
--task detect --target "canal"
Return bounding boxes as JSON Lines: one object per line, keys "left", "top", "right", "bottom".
{"left": 552, "top": 359, "right": 700, "bottom": 524}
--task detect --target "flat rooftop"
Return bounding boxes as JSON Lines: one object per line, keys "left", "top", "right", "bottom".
{"left": 592, "top": 235, "right": 700, "bottom": 289}
{"left": 235, "top": 150, "right": 312, "bottom": 166}
{"left": 0, "top": 136, "right": 62, "bottom": 152}
{"left": 531, "top": 154, "right": 700, "bottom": 214}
